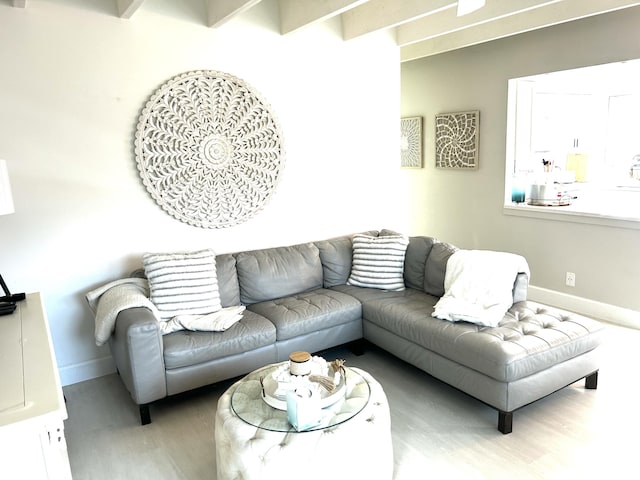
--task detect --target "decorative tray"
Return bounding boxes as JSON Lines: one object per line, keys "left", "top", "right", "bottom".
{"left": 261, "top": 358, "right": 346, "bottom": 411}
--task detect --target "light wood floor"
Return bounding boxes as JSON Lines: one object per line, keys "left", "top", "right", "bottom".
{"left": 63, "top": 322, "right": 639, "bottom": 479}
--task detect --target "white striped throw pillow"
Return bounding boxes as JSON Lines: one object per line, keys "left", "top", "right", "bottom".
{"left": 347, "top": 233, "right": 410, "bottom": 291}
{"left": 143, "top": 249, "right": 222, "bottom": 321}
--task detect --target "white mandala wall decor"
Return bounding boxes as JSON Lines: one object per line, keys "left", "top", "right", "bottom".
{"left": 435, "top": 110, "right": 479, "bottom": 169}
{"left": 400, "top": 117, "right": 423, "bottom": 168}
{"left": 134, "top": 70, "right": 285, "bottom": 228}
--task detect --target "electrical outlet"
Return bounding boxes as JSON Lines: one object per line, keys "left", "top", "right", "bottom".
{"left": 566, "top": 272, "right": 576, "bottom": 287}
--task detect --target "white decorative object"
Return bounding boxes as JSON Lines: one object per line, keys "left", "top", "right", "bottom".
{"left": 216, "top": 367, "right": 393, "bottom": 480}
{"left": 135, "top": 70, "right": 285, "bottom": 228}
{"left": 286, "top": 387, "right": 321, "bottom": 431}
{"left": 262, "top": 358, "right": 347, "bottom": 411}
{"left": 400, "top": 117, "right": 423, "bottom": 168}
{"left": 435, "top": 110, "right": 479, "bottom": 169}
{"left": 288, "top": 351, "right": 311, "bottom": 375}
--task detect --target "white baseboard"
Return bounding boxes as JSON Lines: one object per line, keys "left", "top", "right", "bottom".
{"left": 528, "top": 285, "right": 640, "bottom": 330}
{"left": 59, "top": 355, "right": 116, "bottom": 387}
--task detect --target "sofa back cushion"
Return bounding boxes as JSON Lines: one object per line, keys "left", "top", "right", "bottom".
{"left": 316, "top": 235, "right": 354, "bottom": 288}
{"left": 235, "top": 243, "right": 323, "bottom": 305}
{"left": 215, "top": 254, "right": 241, "bottom": 307}
{"left": 404, "top": 236, "right": 436, "bottom": 291}
{"left": 423, "top": 241, "right": 458, "bottom": 297}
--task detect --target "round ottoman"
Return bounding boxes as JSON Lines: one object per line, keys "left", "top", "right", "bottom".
{"left": 215, "top": 366, "right": 393, "bottom": 480}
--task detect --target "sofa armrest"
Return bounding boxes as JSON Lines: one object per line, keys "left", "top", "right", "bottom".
{"left": 109, "top": 307, "right": 167, "bottom": 405}
{"left": 512, "top": 272, "right": 529, "bottom": 304}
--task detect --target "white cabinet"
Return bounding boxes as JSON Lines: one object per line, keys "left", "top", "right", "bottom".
{"left": 0, "top": 293, "right": 72, "bottom": 479}
{"left": 531, "top": 92, "right": 598, "bottom": 154}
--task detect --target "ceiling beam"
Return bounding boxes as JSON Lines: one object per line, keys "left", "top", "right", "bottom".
{"left": 279, "top": 0, "right": 368, "bottom": 35}
{"left": 400, "top": 0, "right": 640, "bottom": 61}
{"left": 116, "top": 0, "right": 145, "bottom": 19}
{"left": 342, "top": 0, "right": 455, "bottom": 41}
{"left": 208, "top": 0, "right": 263, "bottom": 28}
{"left": 397, "top": 0, "right": 562, "bottom": 46}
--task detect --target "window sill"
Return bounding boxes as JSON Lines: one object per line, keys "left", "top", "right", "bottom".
{"left": 504, "top": 202, "right": 640, "bottom": 230}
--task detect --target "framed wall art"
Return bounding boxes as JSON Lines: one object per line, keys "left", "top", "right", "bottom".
{"left": 400, "top": 116, "right": 423, "bottom": 168}
{"left": 134, "top": 70, "right": 285, "bottom": 229}
{"left": 435, "top": 110, "right": 479, "bottom": 169}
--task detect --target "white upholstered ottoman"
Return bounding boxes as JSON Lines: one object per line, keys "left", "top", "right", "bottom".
{"left": 215, "top": 365, "right": 393, "bottom": 480}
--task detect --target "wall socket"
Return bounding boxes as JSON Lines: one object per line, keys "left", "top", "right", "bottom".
{"left": 565, "top": 272, "right": 576, "bottom": 287}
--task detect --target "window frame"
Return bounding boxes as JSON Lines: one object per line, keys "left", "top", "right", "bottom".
{"left": 504, "top": 61, "right": 640, "bottom": 231}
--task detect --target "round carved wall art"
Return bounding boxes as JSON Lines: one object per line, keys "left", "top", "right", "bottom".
{"left": 134, "top": 70, "right": 285, "bottom": 228}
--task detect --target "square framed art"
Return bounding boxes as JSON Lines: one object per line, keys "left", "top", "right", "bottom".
{"left": 435, "top": 110, "right": 479, "bottom": 169}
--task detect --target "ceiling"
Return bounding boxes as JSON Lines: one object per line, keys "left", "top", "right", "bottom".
{"left": 10, "top": 0, "right": 640, "bottom": 62}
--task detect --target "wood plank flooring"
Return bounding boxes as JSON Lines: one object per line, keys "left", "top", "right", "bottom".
{"left": 63, "top": 322, "right": 640, "bottom": 479}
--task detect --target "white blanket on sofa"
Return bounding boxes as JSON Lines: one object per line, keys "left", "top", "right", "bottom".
{"left": 432, "top": 249, "right": 530, "bottom": 327}
{"left": 159, "top": 306, "right": 246, "bottom": 336}
{"left": 86, "top": 278, "right": 245, "bottom": 346}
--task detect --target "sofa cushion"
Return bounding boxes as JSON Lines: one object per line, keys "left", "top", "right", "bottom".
{"left": 247, "top": 288, "right": 361, "bottom": 341}
{"left": 316, "top": 235, "right": 354, "bottom": 288}
{"left": 142, "top": 249, "right": 222, "bottom": 321}
{"left": 315, "top": 231, "right": 380, "bottom": 288}
{"left": 216, "top": 254, "right": 240, "bottom": 307}
{"left": 347, "top": 233, "right": 410, "bottom": 291}
{"left": 236, "top": 243, "right": 323, "bottom": 305}
{"left": 404, "top": 236, "right": 436, "bottom": 291}
{"left": 331, "top": 284, "right": 410, "bottom": 304}
{"left": 162, "top": 310, "right": 276, "bottom": 369}
{"left": 423, "top": 241, "right": 458, "bottom": 297}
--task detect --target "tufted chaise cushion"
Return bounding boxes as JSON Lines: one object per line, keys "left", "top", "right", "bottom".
{"left": 362, "top": 297, "right": 604, "bottom": 383}
{"left": 480, "top": 301, "right": 605, "bottom": 381}
{"left": 214, "top": 368, "right": 393, "bottom": 480}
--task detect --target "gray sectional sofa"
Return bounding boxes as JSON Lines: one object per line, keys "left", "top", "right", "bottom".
{"left": 108, "top": 230, "right": 604, "bottom": 433}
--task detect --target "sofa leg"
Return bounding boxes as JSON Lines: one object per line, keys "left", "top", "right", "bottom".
{"left": 140, "top": 404, "right": 151, "bottom": 425}
{"left": 348, "top": 339, "right": 366, "bottom": 356}
{"left": 585, "top": 371, "right": 599, "bottom": 389}
{"left": 498, "top": 411, "right": 513, "bottom": 434}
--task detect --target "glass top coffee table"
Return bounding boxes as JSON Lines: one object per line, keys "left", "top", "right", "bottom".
{"left": 230, "top": 361, "right": 371, "bottom": 432}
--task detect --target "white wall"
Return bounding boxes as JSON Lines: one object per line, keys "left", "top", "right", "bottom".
{"left": 401, "top": 7, "right": 640, "bottom": 326}
{"left": 0, "top": 0, "right": 406, "bottom": 384}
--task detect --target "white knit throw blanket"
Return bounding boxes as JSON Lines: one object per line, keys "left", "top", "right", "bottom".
{"left": 85, "top": 278, "right": 244, "bottom": 346}
{"left": 86, "top": 278, "right": 157, "bottom": 346}
{"left": 432, "top": 249, "right": 530, "bottom": 328}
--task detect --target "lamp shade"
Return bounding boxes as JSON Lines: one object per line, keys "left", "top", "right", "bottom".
{"left": 0, "top": 160, "right": 15, "bottom": 216}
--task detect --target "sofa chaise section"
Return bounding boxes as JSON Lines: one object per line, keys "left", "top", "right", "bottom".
{"left": 332, "top": 235, "right": 604, "bottom": 433}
